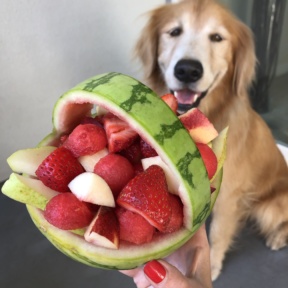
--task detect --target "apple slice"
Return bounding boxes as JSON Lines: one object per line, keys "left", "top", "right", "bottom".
{"left": 2, "top": 173, "right": 58, "bottom": 210}
{"left": 141, "top": 156, "right": 179, "bottom": 194}
{"left": 95, "top": 105, "right": 109, "bottom": 116}
{"left": 78, "top": 148, "right": 108, "bottom": 172}
{"left": 179, "top": 108, "right": 218, "bottom": 144}
{"left": 84, "top": 206, "right": 119, "bottom": 249}
{"left": 211, "top": 127, "right": 228, "bottom": 182}
{"left": 68, "top": 172, "right": 115, "bottom": 207}
{"left": 7, "top": 146, "right": 56, "bottom": 176}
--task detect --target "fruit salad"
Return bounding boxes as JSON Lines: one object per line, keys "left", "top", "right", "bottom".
{"left": 2, "top": 72, "right": 227, "bottom": 270}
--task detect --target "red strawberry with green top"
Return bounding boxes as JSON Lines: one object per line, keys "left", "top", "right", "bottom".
{"left": 103, "top": 113, "right": 138, "bottom": 153}
{"left": 117, "top": 165, "right": 172, "bottom": 232}
{"left": 44, "top": 193, "right": 95, "bottom": 230}
{"left": 161, "top": 93, "right": 178, "bottom": 114}
{"left": 35, "top": 146, "right": 84, "bottom": 192}
{"left": 63, "top": 123, "right": 108, "bottom": 157}
{"left": 140, "top": 139, "right": 158, "bottom": 158}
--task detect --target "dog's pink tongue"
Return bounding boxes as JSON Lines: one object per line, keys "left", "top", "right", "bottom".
{"left": 174, "top": 90, "right": 200, "bottom": 105}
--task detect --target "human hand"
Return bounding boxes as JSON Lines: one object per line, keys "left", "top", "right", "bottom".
{"left": 120, "top": 225, "right": 212, "bottom": 288}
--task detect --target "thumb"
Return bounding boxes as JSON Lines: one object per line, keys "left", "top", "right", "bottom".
{"left": 144, "top": 260, "right": 196, "bottom": 288}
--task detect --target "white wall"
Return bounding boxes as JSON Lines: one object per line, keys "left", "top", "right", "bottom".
{"left": 0, "top": 0, "right": 163, "bottom": 180}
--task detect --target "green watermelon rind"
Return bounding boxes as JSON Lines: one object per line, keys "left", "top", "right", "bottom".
{"left": 210, "top": 169, "right": 223, "bottom": 210}
{"left": 27, "top": 205, "right": 190, "bottom": 269}
{"left": 50, "top": 72, "right": 211, "bottom": 229}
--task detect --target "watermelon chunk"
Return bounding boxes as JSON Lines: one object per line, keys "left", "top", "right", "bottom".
{"left": 116, "top": 207, "right": 155, "bottom": 245}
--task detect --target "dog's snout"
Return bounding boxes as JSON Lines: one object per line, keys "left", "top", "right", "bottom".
{"left": 174, "top": 59, "right": 203, "bottom": 83}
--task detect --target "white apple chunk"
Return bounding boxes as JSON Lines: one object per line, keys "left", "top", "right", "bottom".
{"left": 7, "top": 146, "right": 56, "bottom": 176}
{"left": 141, "top": 156, "right": 179, "bottom": 195}
{"left": 84, "top": 206, "right": 119, "bottom": 249}
{"left": 179, "top": 108, "right": 218, "bottom": 144}
{"left": 96, "top": 105, "right": 109, "bottom": 116}
{"left": 78, "top": 148, "right": 108, "bottom": 172}
{"left": 68, "top": 172, "right": 115, "bottom": 207}
{"left": 210, "top": 127, "right": 228, "bottom": 182}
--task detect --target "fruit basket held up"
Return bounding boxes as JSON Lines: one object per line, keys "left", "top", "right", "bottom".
{"left": 2, "top": 72, "right": 227, "bottom": 270}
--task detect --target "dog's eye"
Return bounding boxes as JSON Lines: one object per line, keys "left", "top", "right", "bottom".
{"left": 210, "top": 33, "right": 223, "bottom": 42}
{"left": 169, "top": 27, "right": 182, "bottom": 37}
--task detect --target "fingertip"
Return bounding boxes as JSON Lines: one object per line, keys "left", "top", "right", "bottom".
{"left": 144, "top": 260, "right": 166, "bottom": 284}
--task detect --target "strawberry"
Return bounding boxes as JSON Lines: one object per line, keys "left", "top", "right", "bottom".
{"left": 162, "top": 194, "right": 183, "bottom": 233}
{"left": 119, "top": 139, "right": 142, "bottom": 164}
{"left": 44, "top": 193, "right": 95, "bottom": 230}
{"left": 63, "top": 123, "right": 108, "bottom": 157}
{"left": 59, "top": 134, "right": 68, "bottom": 145}
{"left": 140, "top": 138, "right": 158, "bottom": 158}
{"left": 94, "top": 154, "right": 135, "bottom": 198}
{"left": 35, "top": 146, "right": 84, "bottom": 192}
{"left": 161, "top": 93, "right": 178, "bottom": 114}
{"left": 103, "top": 113, "right": 138, "bottom": 153}
{"left": 117, "top": 165, "right": 172, "bottom": 232}
{"left": 133, "top": 162, "right": 144, "bottom": 175}
{"left": 115, "top": 207, "right": 155, "bottom": 244}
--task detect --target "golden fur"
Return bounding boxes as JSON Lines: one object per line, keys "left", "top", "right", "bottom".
{"left": 135, "top": 0, "right": 288, "bottom": 280}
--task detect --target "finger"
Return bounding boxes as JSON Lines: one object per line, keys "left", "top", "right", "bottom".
{"left": 119, "top": 267, "right": 141, "bottom": 278}
{"left": 187, "top": 246, "right": 212, "bottom": 287}
{"left": 119, "top": 267, "right": 151, "bottom": 288}
{"left": 166, "top": 225, "right": 210, "bottom": 277}
{"left": 144, "top": 260, "right": 200, "bottom": 288}
{"left": 189, "top": 225, "right": 209, "bottom": 247}
{"left": 187, "top": 227, "right": 212, "bottom": 287}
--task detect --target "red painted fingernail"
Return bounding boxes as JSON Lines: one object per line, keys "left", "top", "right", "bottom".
{"left": 144, "top": 260, "right": 166, "bottom": 284}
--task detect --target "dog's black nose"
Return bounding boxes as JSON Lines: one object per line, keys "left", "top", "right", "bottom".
{"left": 174, "top": 59, "right": 203, "bottom": 83}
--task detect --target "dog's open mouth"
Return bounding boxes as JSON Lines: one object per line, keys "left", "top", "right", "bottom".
{"left": 172, "top": 89, "right": 207, "bottom": 114}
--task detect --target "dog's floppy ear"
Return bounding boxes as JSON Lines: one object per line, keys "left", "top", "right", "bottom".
{"left": 134, "top": 10, "right": 165, "bottom": 91}
{"left": 233, "top": 22, "right": 256, "bottom": 97}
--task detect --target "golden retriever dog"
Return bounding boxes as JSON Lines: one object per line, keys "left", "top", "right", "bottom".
{"left": 135, "top": 0, "right": 288, "bottom": 281}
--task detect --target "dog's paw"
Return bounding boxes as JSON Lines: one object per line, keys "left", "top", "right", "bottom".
{"left": 210, "top": 251, "right": 223, "bottom": 281}
{"left": 211, "top": 264, "right": 222, "bottom": 281}
{"left": 266, "top": 233, "right": 287, "bottom": 250}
